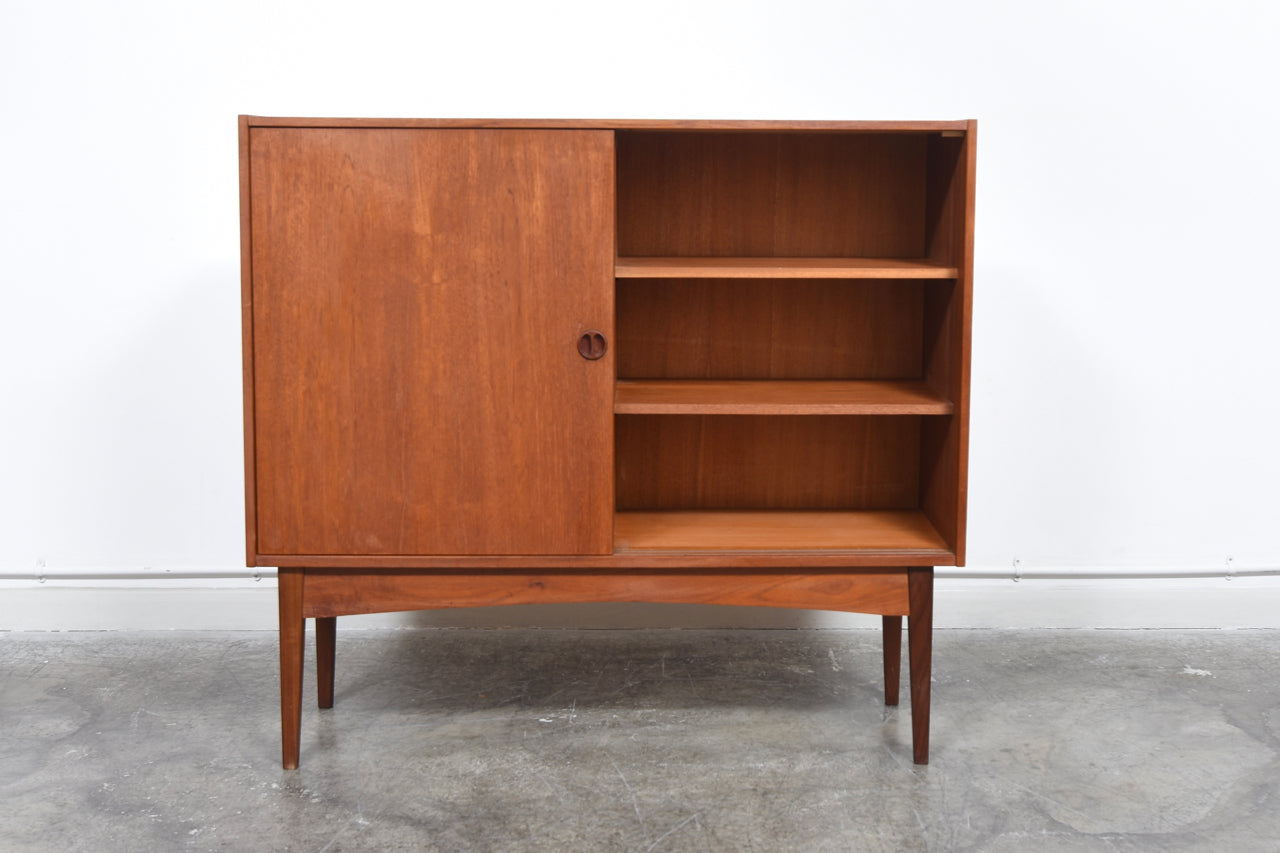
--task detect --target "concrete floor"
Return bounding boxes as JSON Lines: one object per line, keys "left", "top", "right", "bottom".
{"left": 1, "top": 628, "right": 1276, "bottom": 852}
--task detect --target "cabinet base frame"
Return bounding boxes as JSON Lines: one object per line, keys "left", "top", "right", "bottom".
{"left": 277, "top": 566, "right": 934, "bottom": 769}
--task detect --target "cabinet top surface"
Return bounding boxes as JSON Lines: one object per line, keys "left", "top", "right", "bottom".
{"left": 241, "top": 116, "right": 973, "bottom": 132}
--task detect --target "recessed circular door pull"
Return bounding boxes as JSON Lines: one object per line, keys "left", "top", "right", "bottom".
{"left": 577, "top": 330, "right": 607, "bottom": 360}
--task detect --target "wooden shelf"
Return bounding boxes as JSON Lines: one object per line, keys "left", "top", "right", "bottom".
{"left": 614, "top": 510, "right": 952, "bottom": 555}
{"left": 615, "top": 380, "right": 953, "bottom": 415}
{"left": 615, "top": 257, "right": 958, "bottom": 279}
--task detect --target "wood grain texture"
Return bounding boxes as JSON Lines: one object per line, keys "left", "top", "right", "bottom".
{"left": 615, "top": 257, "right": 957, "bottom": 279}
{"left": 614, "top": 510, "right": 949, "bottom": 554}
{"left": 316, "top": 616, "right": 335, "bottom": 709}
{"left": 249, "top": 128, "right": 614, "bottom": 556}
{"left": 883, "top": 615, "right": 903, "bottom": 705}
{"left": 245, "top": 116, "right": 970, "bottom": 132}
{"left": 616, "top": 415, "right": 921, "bottom": 510}
{"left": 301, "top": 568, "right": 911, "bottom": 618}
{"left": 278, "top": 568, "right": 304, "bottom": 769}
{"left": 615, "top": 380, "right": 952, "bottom": 415}
{"left": 908, "top": 566, "right": 934, "bottom": 764}
{"left": 617, "top": 132, "right": 928, "bottom": 257}
{"left": 617, "top": 279, "right": 923, "bottom": 380}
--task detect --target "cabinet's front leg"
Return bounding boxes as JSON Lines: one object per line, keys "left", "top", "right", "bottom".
{"left": 908, "top": 566, "right": 934, "bottom": 765}
{"left": 317, "top": 616, "right": 336, "bottom": 709}
{"left": 882, "top": 615, "right": 902, "bottom": 706}
{"left": 278, "top": 568, "right": 305, "bottom": 770}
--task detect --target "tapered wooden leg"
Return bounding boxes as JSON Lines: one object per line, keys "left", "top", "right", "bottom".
{"left": 278, "top": 568, "right": 305, "bottom": 770}
{"left": 316, "top": 616, "right": 336, "bottom": 709}
{"left": 882, "top": 615, "right": 902, "bottom": 706}
{"left": 907, "top": 566, "right": 934, "bottom": 765}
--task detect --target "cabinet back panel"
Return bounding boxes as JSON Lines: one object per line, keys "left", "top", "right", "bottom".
{"left": 617, "top": 279, "right": 923, "bottom": 379}
{"left": 616, "top": 132, "right": 928, "bottom": 257}
{"left": 249, "top": 128, "right": 616, "bottom": 556}
{"left": 615, "top": 415, "right": 920, "bottom": 510}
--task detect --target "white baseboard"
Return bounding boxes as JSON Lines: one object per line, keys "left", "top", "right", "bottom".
{"left": 1, "top": 576, "right": 1277, "bottom": 631}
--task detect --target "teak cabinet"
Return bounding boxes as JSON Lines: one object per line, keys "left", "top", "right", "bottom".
{"left": 239, "top": 117, "right": 976, "bottom": 769}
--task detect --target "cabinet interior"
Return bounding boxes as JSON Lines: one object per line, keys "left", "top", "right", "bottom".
{"left": 612, "top": 130, "right": 968, "bottom": 557}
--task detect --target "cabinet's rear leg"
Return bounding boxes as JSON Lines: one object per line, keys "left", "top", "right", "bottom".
{"left": 908, "top": 566, "right": 934, "bottom": 765}
{"left": 278, "top": 568, "right": 305, "bottom": 770}
{"left": 882, "top": 615, "right": 902, "bottom": 706}
{"left": 317, "top": 616, "right": 336, "bottom": 709}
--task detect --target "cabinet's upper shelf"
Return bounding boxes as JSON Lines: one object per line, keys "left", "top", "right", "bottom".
{"left": 615, "top": 257, "right": 958, "bottom": 279}
{"left": 615, "top": 380, "right": 953, "bottom": 415}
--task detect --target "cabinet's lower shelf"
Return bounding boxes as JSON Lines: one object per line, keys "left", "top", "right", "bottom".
{"left": 614, "top": 510, "right": 950, "bottom": 555}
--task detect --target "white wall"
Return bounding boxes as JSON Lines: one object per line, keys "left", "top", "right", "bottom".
{"left": 2, "top": 0, "right": 1277, "bottom": 628}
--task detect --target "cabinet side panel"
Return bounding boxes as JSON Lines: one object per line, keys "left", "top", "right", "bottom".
{"left": 924, "top": 135, "right": 963, "bottom": 266}
{"left": 239, "top": 116, "right": 258, "bottom": 565}
{"left": 250, "top": 128, "right": 615, "bottom": 556}
{"left": 920, "top": 124, "right": 975, "bottom": 562}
